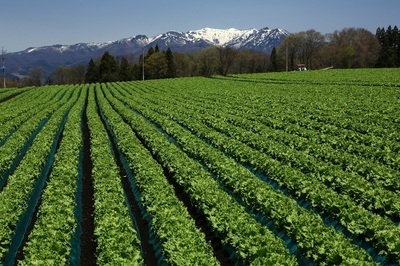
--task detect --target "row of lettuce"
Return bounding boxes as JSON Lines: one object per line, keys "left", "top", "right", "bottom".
{"left": 0, "top": 85, "right": 80, "bottom": 263}
{"left": 100, "top": 83, "right": 299, "bottom": 264}
{"left": 104, "top": 80, "right": 399, "bottom": 261}
{"left": 0, "top": 86, "right": 154, "bottom": 264}
{"left": 0, "top": 71, "right": 399, "bottom": 265}
{"left": 0, "top": 83, "right": 300, "bottom": 265}
{"left": 105, "top": 77, "right": 399, "bottom": 264}
{"left": 17, "top": 85, "right": 143, "bottom": 265}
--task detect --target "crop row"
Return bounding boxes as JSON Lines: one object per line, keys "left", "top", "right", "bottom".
{"left": 0, "top": 87, "right": 56, "bottom": 125}
{"left": 1, "top": 69, "right": 398, "bottom": 264}
{"left": 161, "top": 83, "right": 400, "bottom": 177}
{"left": 96, "top": 83, "right": 221, "bottom": 265}
{"left": 0, "top": 87, "right": 75, "bottom": 190}
{"left": 145, "top": 77, "right": 400, "bottom": 155}
{"left": 20, "top": 85, "right": 87, "bottom": 264}
{"left": 0, "top": 87, "right": 81, "bottom": 263}
{"left": 0, "top": 87, "right": 64, "bottom": 140}
{"left": 111, "top": 81, "right": 400, "bottom": 264}
{"left": 101, "top": 83, "right": 299, "bottom": 265}
{"left": 138, "top": 88, "right": 400, "bottom": 217}
{"left": 87, "top": 85, "right": 144, "bottom": 264}
{"left": 106, "top": 82, "right": 378, "bottom": 265}
{"left": 146, "top": 78, "right": 400, "bottom": 165}
{"left": 124, "top": 82, "right": 400, "bottom": 218}
{"left": 0, "top": 87, "right": 32, "bottom": 104}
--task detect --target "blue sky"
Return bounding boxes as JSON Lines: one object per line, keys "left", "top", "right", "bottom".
{"left": 2, "top": 0, "right": 399, "bottom": 52}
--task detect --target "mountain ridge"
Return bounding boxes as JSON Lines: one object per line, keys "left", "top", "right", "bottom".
{"left": 6, "top": 26, "right": 289, "bottom": 78}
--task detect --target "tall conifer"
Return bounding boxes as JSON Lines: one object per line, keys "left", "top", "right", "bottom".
{"left": 85, "top": 59, "right": 99, "bottom": 83}
{"left": 118, "top": 57, "right": 131, "bottom": 81}
{"left": 165, "top": 48, "right": 176, "bottom": 78}
{"left": 99, "top": 51, "right": 118, "bottom": 82}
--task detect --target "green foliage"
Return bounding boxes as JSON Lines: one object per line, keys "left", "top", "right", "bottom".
{"left": 118, "top": 57, "right": 131, "bottom": 81}
{"left": 376, "top": 25, "right": 400, "bottom": 67}
{"left": 87, "top": 85, "right": 143, "bottom": 265}
{"left": 97, "top": 83, "right": 219, "bottom": 265}
{"left": 146, "top": 52, "right": 168, "bottom": 79}
{"left": 103, "top": 82, "right": 298, "bottom": 265}
{"left": 110, "top": 81, "right": 377, "bottom": 265}
{"left": 0, "top": 87, "right": 81, "bottom": 262}
{"left": 21, "top": 85, "right": 87, "bottom": 264}
{"left": 1, "top": 69, "right": 400, "bottom": 264}
{"left": 99, "top": 52, "right": 118, "bottom": 82}
{"left": 165, "top": 48, "right": 176, "bottom": 78}
{"left": 85, "top": 59, "right": 99, "bottom": 83}
{"left": 85, "top": 52, "right": 119, "bottom": 84}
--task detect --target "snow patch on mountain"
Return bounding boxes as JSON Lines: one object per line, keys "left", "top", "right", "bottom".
{"left": 6, "top": 26, "right": 289, "bottom": 78}
{"left": 187, "top": 27, "right": 258, "bottom": 45}
{"left": 18, "top": 26, "right": 289, "bottom": 56}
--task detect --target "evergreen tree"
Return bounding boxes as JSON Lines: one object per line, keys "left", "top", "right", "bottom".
{"left": 376, "top": 25, "right": 399, "bottom": 67}
{"left": 118, "top": 57, "right": 131, "bottom": 81}
{"left": 99, "top": 51, "right": 118, "bottom": 82}
{"left": 165, "top": 48, "right": 176, "bottom": 78}
{"left": 85, "top": 59, "right": 99, "bottom": 83}
{"left": 154, "top": 44, "right": 160, "bottom": 53}
{"left": 376, "top": 27, "right": 387, "bottom": 67}
{"left": 393, "top": 26, "right": 400, "bottom": 66}
{"left": 269, "top": 47, "right": 279, "bottom": 72}
{"left": 386, "top": 26, "right": 397, "bottom": 67}
{"left": 146, "top": 47, "right": 155, "bottom": 59}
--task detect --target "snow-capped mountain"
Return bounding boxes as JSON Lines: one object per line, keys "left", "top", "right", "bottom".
{"left": 150, "top": 27, "right": 289, "bottom": 52}
{"left": 188, "top": 27, "right": 258, "bottom": 45}
{"left": 227, "top": 28, "right": 289, "bottom": 51}
{"left": 5, "top": 26, "right": 289, "bottom": 78}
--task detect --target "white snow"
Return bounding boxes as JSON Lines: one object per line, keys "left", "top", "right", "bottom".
{"left": 20, "top": 26, "right": 289, "bottom": 54}
{"left": 188, "top": 27, "right": 258, "bottom": 45}
{"left": 57, "top": 45, "right": 70, "bottom": 52}
{"left": 27, "top": 48, "right": 38, "bottom": 53}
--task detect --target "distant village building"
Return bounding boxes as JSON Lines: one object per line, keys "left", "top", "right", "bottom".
{"left": 296, "top": 64, "right": 307, "bottom": 71}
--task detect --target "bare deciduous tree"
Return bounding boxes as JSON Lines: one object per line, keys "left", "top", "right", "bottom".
{"left": 216, "top": 46, "right": 238, "bottom": 76}
{"left": 326, "top": 28, "right": 380, "bottom": 68}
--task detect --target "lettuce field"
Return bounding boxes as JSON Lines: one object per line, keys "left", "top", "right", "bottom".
{"left": 0, "top": 69, "right": 399, "bottom": 265}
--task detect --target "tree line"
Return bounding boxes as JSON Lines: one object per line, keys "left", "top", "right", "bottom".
{"left": 11, "top": 25, "right": 399, "bottom": 86}
{"left": 81, "top": 44, "right": 270, "bottom": 84}
{"left": 375, "top": 26, "right": 400, "bottom": 67}
{"left": 271, "top": 25, "right": 399, "bottom": 71}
